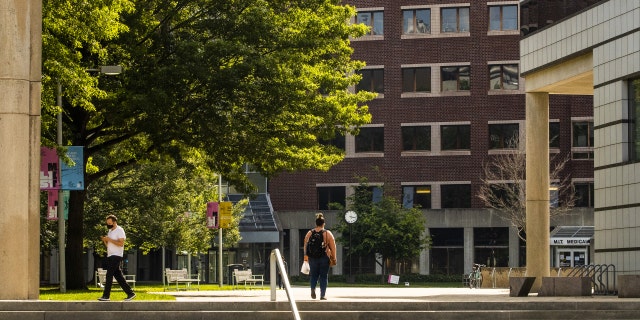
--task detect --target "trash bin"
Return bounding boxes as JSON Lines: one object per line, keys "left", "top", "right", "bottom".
{"left": 227, "top": 264, "right": 244, "bottom": 285}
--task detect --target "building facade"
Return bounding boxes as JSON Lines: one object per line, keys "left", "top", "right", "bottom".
{"left": 269, "top": 0, "right": 595, "bottom": 277}
{"left": 520, "top": 0, "right": 640, "bottom": 276}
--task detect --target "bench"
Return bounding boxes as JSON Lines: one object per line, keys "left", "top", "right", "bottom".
{"left": 164, "top": 268, "right": 200, "bottom": 291}
{"left": 233, "top": 269, "right": 264, "bottom": 289}
{"left": 538, "top": 276, "right": 591, "bottom": 296}
{"left": 95, "top": 268, "right": 136, "bottom": 289}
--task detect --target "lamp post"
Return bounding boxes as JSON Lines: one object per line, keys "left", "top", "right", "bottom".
{"left": 56, "top": 65, "right": 121, "bottom": 292}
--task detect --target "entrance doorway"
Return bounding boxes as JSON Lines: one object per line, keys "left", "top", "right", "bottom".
{"left": 557, "top": 249, "right": 587, "bottom": 267}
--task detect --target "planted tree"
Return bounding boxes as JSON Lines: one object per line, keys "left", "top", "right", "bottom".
{"left": 42, "top": 0, "right": 375, "bottom": 289}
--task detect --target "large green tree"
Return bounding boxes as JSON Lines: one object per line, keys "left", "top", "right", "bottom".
{"left": 334, "top": 181, "right": 431, "bottom": 276}
{"left": 42, "top": 0, "right": 374, "bottom": 289}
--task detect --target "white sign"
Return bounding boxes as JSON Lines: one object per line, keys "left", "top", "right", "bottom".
{"left": 551, "top": 237, "right": 591, "bottom": 246}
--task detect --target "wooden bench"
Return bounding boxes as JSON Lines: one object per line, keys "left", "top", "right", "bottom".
{"left": 233, "top": 269, "right": 264, "bottom": 289}
{"left": 164, "top": 268, "right": 200, "bottom": 291}
{"left": 95, "top": 268, "right": 136, "bottom": 289}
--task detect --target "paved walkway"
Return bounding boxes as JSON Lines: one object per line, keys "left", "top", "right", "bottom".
{"left": 153, "top": 286, "right": 625, "bottom": 302}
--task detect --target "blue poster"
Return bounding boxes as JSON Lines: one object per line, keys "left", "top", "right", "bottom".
{"left": 60, "top": 146, "right": 85, "bottom": 190}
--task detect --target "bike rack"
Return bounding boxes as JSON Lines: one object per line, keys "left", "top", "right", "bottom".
{"left": 566, "top": 264, "right": 617, "bottom": 295}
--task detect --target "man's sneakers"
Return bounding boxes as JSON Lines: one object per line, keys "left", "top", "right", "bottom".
{"left": 124, "top": 293, "right": 136, "bottom": 301}
{"left": 97, "top": 297, "right": 110, "bottom": 301}
{"left": 311, "top": 289, "right": 316, "bottom": 299}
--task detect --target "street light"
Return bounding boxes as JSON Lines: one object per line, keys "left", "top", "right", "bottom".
{"left": 56, "top": 65, "right": 121, "bottom": 292}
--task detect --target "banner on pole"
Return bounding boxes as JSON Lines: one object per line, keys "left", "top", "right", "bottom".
{"left": 219, "top": 201, "right": 232, "bottom": 228}
{"left": 60, "top": 146, "right": 84, "bottom": 190}
{"left": 206, "top": 202, "right": 219, "bottom": 229}
{"left": 40, "top": 147, "right": 60, "bottom": 190}
{"left": 47, "top": 191, "right": 58, "bottom": 220}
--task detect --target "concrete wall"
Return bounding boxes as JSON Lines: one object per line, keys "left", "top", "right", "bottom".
{"left": 521, "top": 0, "right": 640, "bottom": 275}
{"left": 0, "top": 0, "right": 42, "bottom": 299}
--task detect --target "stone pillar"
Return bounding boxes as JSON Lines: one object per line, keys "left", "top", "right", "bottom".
{"left": 525, "top": 92, "right": 550, "bottom": 289}
{"left": 509, "top": 226, "right": 520, "bottom": 267}
{"left": 0, "top": 0, "right": 42, "bottom": 299}
{"left": 420, "top": 228, "right": 430, "bottom": 274}
{"left": 0, "top": 0, "right": 42, "bottom": 300}
{"left": 289, "top": 229, "right": 299, "bottom": 276}
{"left": 334, "top": 242, "right": 343, "bottom": 275}
{"left": 464, "top": 227, "right": 474, "bottom": 274}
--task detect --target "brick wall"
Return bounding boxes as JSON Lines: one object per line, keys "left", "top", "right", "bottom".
{"left": 268, "top": 0, "right": 594, "bottom": 211}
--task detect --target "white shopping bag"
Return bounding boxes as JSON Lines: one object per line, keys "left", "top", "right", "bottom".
{"left": 301, "top": 261, "right": 310, "bottom": 275}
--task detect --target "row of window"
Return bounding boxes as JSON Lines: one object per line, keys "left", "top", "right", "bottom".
{"left": 327, "top": 121, "right": 594, "bottom": 158}
{"left": 317, "top": 182, "right": 594, "bottom": 210}
{"left": 356, "top": 4, "right": 518, "bottom": 37}
{"left": 358, "top": 64, "right": 519, "bottom": 94}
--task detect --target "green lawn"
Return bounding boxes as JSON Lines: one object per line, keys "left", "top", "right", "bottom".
{"left": 39, "top": 281, "right": 462, "bottom": 301}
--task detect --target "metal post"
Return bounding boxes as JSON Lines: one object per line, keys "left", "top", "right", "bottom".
{"left": 57, "top": 81, "right": 66, "bottom": 293}
{"left": 349, "top": 223, "right": 352, "bottom": 280}
{"left": 218, "top": 174, "right": 223, "bottom": 287}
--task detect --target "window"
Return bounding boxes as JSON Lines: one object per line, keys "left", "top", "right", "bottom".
{"left": 630, "top": 78, "right": 640, "bottom": 160}
{"left": 356, "top": 69, "right": 384, "bottom": 94}
{"left": 355, "top": 127, "right": 384, "bottom": 152}
{"left": 441, "top": 184, "right": 471, "bottom": 208}
{"left": 402, "top": 186, "right": 431, "bottom": 209}
{"left": 319, "top": 133, "right": 345, "bottom": 151}
{"left": 488, "top": 183, "right": 518, "bottom": 208}
{"left": 441, "top": 125, "right": 470, "bottom": 150}
{"left": 574, "top": 182, "right": 594, "bottom": 207}
{"left": 489, "top": 64, "right": 519, "bottom": 90}
{"left": 403, "top": 9, "right": 430, "bottom": 34}
{"left": 402, "top": 67, "right": 431, "bottom": 93}
{"left": 489, "top": 123, "right": 519, "bottom": 149}
{"left": 402, "top": 126, "right": 431, "bottom": 151}
{"left": 356, "top": 11, "right": 384, "bottom": 35}
{"left": 549, "top": 122, "right": 560, "bottom": 148}
{"left": 356, "top": 185, "right": 383, "bottom": 203}
{"left": 317, "top": 186, "right": 346, "bottom": 210}
{"left": 489, "top": 5, "right": 518, "bottom": 31}
{"left": 442, "top": 66, "right": 470, "bottom": 91}
{"left": 441, "top": 7, "right": 469, "bottom": 33}
{"left": 572, "top": 121, "right": 594, "bottom": 159}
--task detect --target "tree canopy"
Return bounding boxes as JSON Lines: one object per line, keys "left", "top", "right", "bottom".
{"left": 42, "top": 0, "right": 375, "bottom": 289}
{"left": 334, "top": 180, "right": 430, "bottom": 275}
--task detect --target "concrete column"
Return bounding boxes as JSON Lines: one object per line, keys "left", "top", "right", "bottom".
{"left": 289, "top": 229, "right": 299, "bottom": 276}
{"left": 0, "top": 0, "right": 42, "bottom": 300}
{"left": 463, "top": 227, "right": 474, "bottom": 274}
{"left": 334, "top": 242, "right": 343, "bottom": 275}
{"left": 509, "top": 226, "right": 520, "bottom": 267}
{"left": 525, "top": 92, "right": 550, "bottom": 288}
{"left": 420, "top": 228, "right": 430, "bottom": 274}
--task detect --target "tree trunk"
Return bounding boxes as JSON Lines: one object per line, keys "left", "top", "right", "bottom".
{"left": 66, "top": 190, "right": 87, "bottom": 289}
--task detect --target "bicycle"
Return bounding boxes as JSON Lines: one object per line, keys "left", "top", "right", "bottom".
{"left": 469, "top": 263, "right": 485, "bottom": 289}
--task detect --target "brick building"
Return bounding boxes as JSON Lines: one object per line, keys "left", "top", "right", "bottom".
{"left": 268, "top": 0, "right": 595, "bottom": 276}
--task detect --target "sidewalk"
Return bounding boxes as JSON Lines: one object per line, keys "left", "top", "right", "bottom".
{"left": 153, "top": 286, "right": 620, "bottom": 302}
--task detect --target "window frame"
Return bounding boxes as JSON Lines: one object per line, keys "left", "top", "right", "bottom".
{"left": 403, "top": 8, "right": 431, "bottom": 35}
{"left": 489, "top": 123, "right": 519, "bottom": 149}
{"left": 402, "top": 185, "right": 432, "bottom": 209}
{"left": 356, "top": 10, "right": 384, "bottom": 36}
{"left": 317, "top": 186, "right": 346, "bottom": 210}
{"left": 441, "top": 124, "right": 471, "bottom": 151}
{"left": 441, "top": 184, "right": 471, "bottom": 208}
{"left": 355, "top": 127, "right": 384, "bottom": 153}
{"left": 402, "top": 125, "right": 431, "bottom": 151}
{"left": 441, "top": 7, "right": 469, "bottom": 33}
{"left": 489, "top": 64, "right": 519, "bottom": 90}
{"left": 402, "top": 67, "right": 431, "bottom": 93}
{"left": 356, "top": 68, "right": 384, "bottom": 94}
{"left": 441, "top": 66, "right": 471, "bottom": 91}
{"left": 571, "top": 120, "right": 594, "bottom": 160}
{"left": 489, "top": 5, "right": 518, "bottom": 31}
{"left": 629, "top": 78, "right": 640, "bottom": 161}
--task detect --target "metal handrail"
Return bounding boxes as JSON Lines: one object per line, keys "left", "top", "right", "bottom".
{"left": 270, "top": 249, "right": 300, "bottom": 320}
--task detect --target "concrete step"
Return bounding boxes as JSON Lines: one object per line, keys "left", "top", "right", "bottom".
{"left": 2, "top": 300, "right": 640, "bottom": 320}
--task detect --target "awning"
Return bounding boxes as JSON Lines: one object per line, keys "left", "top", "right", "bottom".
{"left": 550, "top": 226, "right": 593, "bottom": 246}
{"left": 227, "top": 193, "right": 280, "bottom": 243}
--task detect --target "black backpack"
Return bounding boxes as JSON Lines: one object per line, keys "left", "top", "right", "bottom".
{"left": 306, "top": 230, "right": 326, "bottom": 258}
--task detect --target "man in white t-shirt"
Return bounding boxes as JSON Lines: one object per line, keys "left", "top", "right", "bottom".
{"left": 98, "top": 214, "right": 136, "bottom": 301}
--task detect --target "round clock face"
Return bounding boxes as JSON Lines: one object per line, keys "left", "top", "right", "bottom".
{"left": 345, "top": 210, "right": 357, "bottom": 224}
